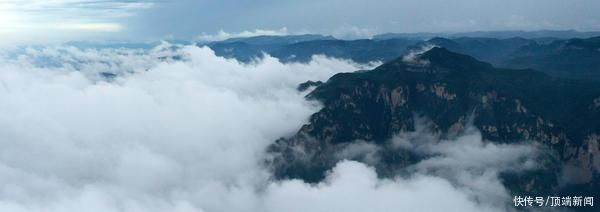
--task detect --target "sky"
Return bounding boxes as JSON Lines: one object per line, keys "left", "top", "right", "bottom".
{"left": 1, "top": 0, "right": 600, "bottom": 43}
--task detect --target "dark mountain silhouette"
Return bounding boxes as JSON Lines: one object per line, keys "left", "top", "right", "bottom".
{"left": 269, "top": 47, "right": 600, "bottom": 203}
{"left": 207, "top": 37, "right": 418, "bottom": 63}
{"left": 502, "top": 37, "right": 600, "bottom": 80}
{"left": 374, "top": 30, "right": 600, "bottom": 40}
{"left": 417, "top": 37, "right": 535, "bottom": 64}
{"left": 206, "top": 34, "right": 600, "bottom": 81}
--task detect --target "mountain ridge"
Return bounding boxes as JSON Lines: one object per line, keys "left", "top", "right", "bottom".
{"left": 206, "top": 34, "right": 600, "bottom": 81}
{"left": 268, "top": 47, "right": 600, "bottom": 201}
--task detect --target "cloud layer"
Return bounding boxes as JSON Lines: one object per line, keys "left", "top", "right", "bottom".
{"left": 0, "top": 44, "right": 540, "bottom": 211}
{"left": 0, "top": 0, "right": 156, "bottom": 44}
{"left": 195, "top": 28, "right": 290, "bottom": 42}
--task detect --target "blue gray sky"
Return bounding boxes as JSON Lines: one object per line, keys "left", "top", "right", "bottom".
{"left": 1, "top": 0, "right": 600, "bottom": 43}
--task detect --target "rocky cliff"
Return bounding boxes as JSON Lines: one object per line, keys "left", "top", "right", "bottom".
{"left": 268, "top": 47, "right": 600, "bottom": 200}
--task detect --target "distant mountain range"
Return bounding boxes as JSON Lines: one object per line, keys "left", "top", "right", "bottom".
{"left": 218, "top": 34, "right": 336, "bottom": 45}
{"left": 413, "top": 36, "right": 600, "bottom": 80}
{"left": 268, "top": 47, "right": 600, "bottom": 207}
{"left": 62, "top": 30, "right": 600, "bottom": 81}
{"left": 206, "top": 32, "right": 600, "bottom": 81}
{"left": 503, "top": 37, "right": 600, "bottom": 80}
{"left": 207, "top": 35, "right": 415, "bottom": 63}
{"left": 374, "top": 30, "right": 600, "bottom": 40}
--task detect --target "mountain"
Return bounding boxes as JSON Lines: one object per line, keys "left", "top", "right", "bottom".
{"left": 411, "top": 36, "right": 600, "bottom": 81}
{"left": 207, "top": 34, "right": 540, "bottom": 65}
{"left": 268, "top": 47, "right": 600, "bottom": 202}
{"left": 417, "top": 37, "right": 535, "bottom": 64}
{"left": 502, "top": 37, "right": 600, "bottom": 80}
{"left": 207, "top": 34, "right": 600, "bottom": 81}
{"left": 270, "top": 39, "right": 417, "bottom": 63}
{"left": 219, "top": 34, "right": 336, "bottom": 45}
{"left": 374, "top": 30, "right": 600, "bottom": 40}
{"left": 207, "top": 41, "right": 268, "bottom": 62}
{"left": 208, "top": 37, "right": 419, "bottom": 63}
{"left": 206, "top": 34, "right": 337, "bottom": 62}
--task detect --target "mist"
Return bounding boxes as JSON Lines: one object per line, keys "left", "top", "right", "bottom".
{"left": 0, "top": 44, "right": 544, "bottom": 212}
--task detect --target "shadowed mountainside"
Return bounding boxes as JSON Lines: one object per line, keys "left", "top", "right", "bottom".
{"left": 268, "top": 48, "right": 600, "bottom": 206}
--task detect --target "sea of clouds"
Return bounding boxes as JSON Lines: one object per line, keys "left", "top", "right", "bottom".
{"left": 0, "top": 43, "right": 543, "bottom": 212}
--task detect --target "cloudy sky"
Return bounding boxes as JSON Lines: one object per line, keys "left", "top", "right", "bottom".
{"left": 1, "top": 0, "right": 600, "bottom": 43}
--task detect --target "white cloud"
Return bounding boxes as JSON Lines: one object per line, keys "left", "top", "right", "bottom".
{"left": 402, "top": 44, "right": 437, "bottom": 66}
{"left": 391, "top": 123, "right": 547, "bottom": 211}
{"left": 0, "top": 0, "right": 155, "bottom": 44}
{"left": 0, "top": 43, "right": 379, "bottom": 212}
{"left": 330, "top": 25, "right": 378, "bottom": 39}
{"left": 265, "top": 160, "right": 506, "bottom": 212}
{"left": 195, "top": 28, "right": 289, "bottom": 42}
{"left": 0, "top": 44, "right": 540, "bottom": 212}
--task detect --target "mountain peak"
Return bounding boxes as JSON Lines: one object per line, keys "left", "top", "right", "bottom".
{"left": 418, "top": 47, "right": 492, "bottom": 69}
{"left": 377, "top": 47, "right": 492, "bottom": 73}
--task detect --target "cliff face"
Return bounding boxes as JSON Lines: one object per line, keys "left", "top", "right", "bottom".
{"left": 268, "top": 47, "right": 600, "bottom": 196}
